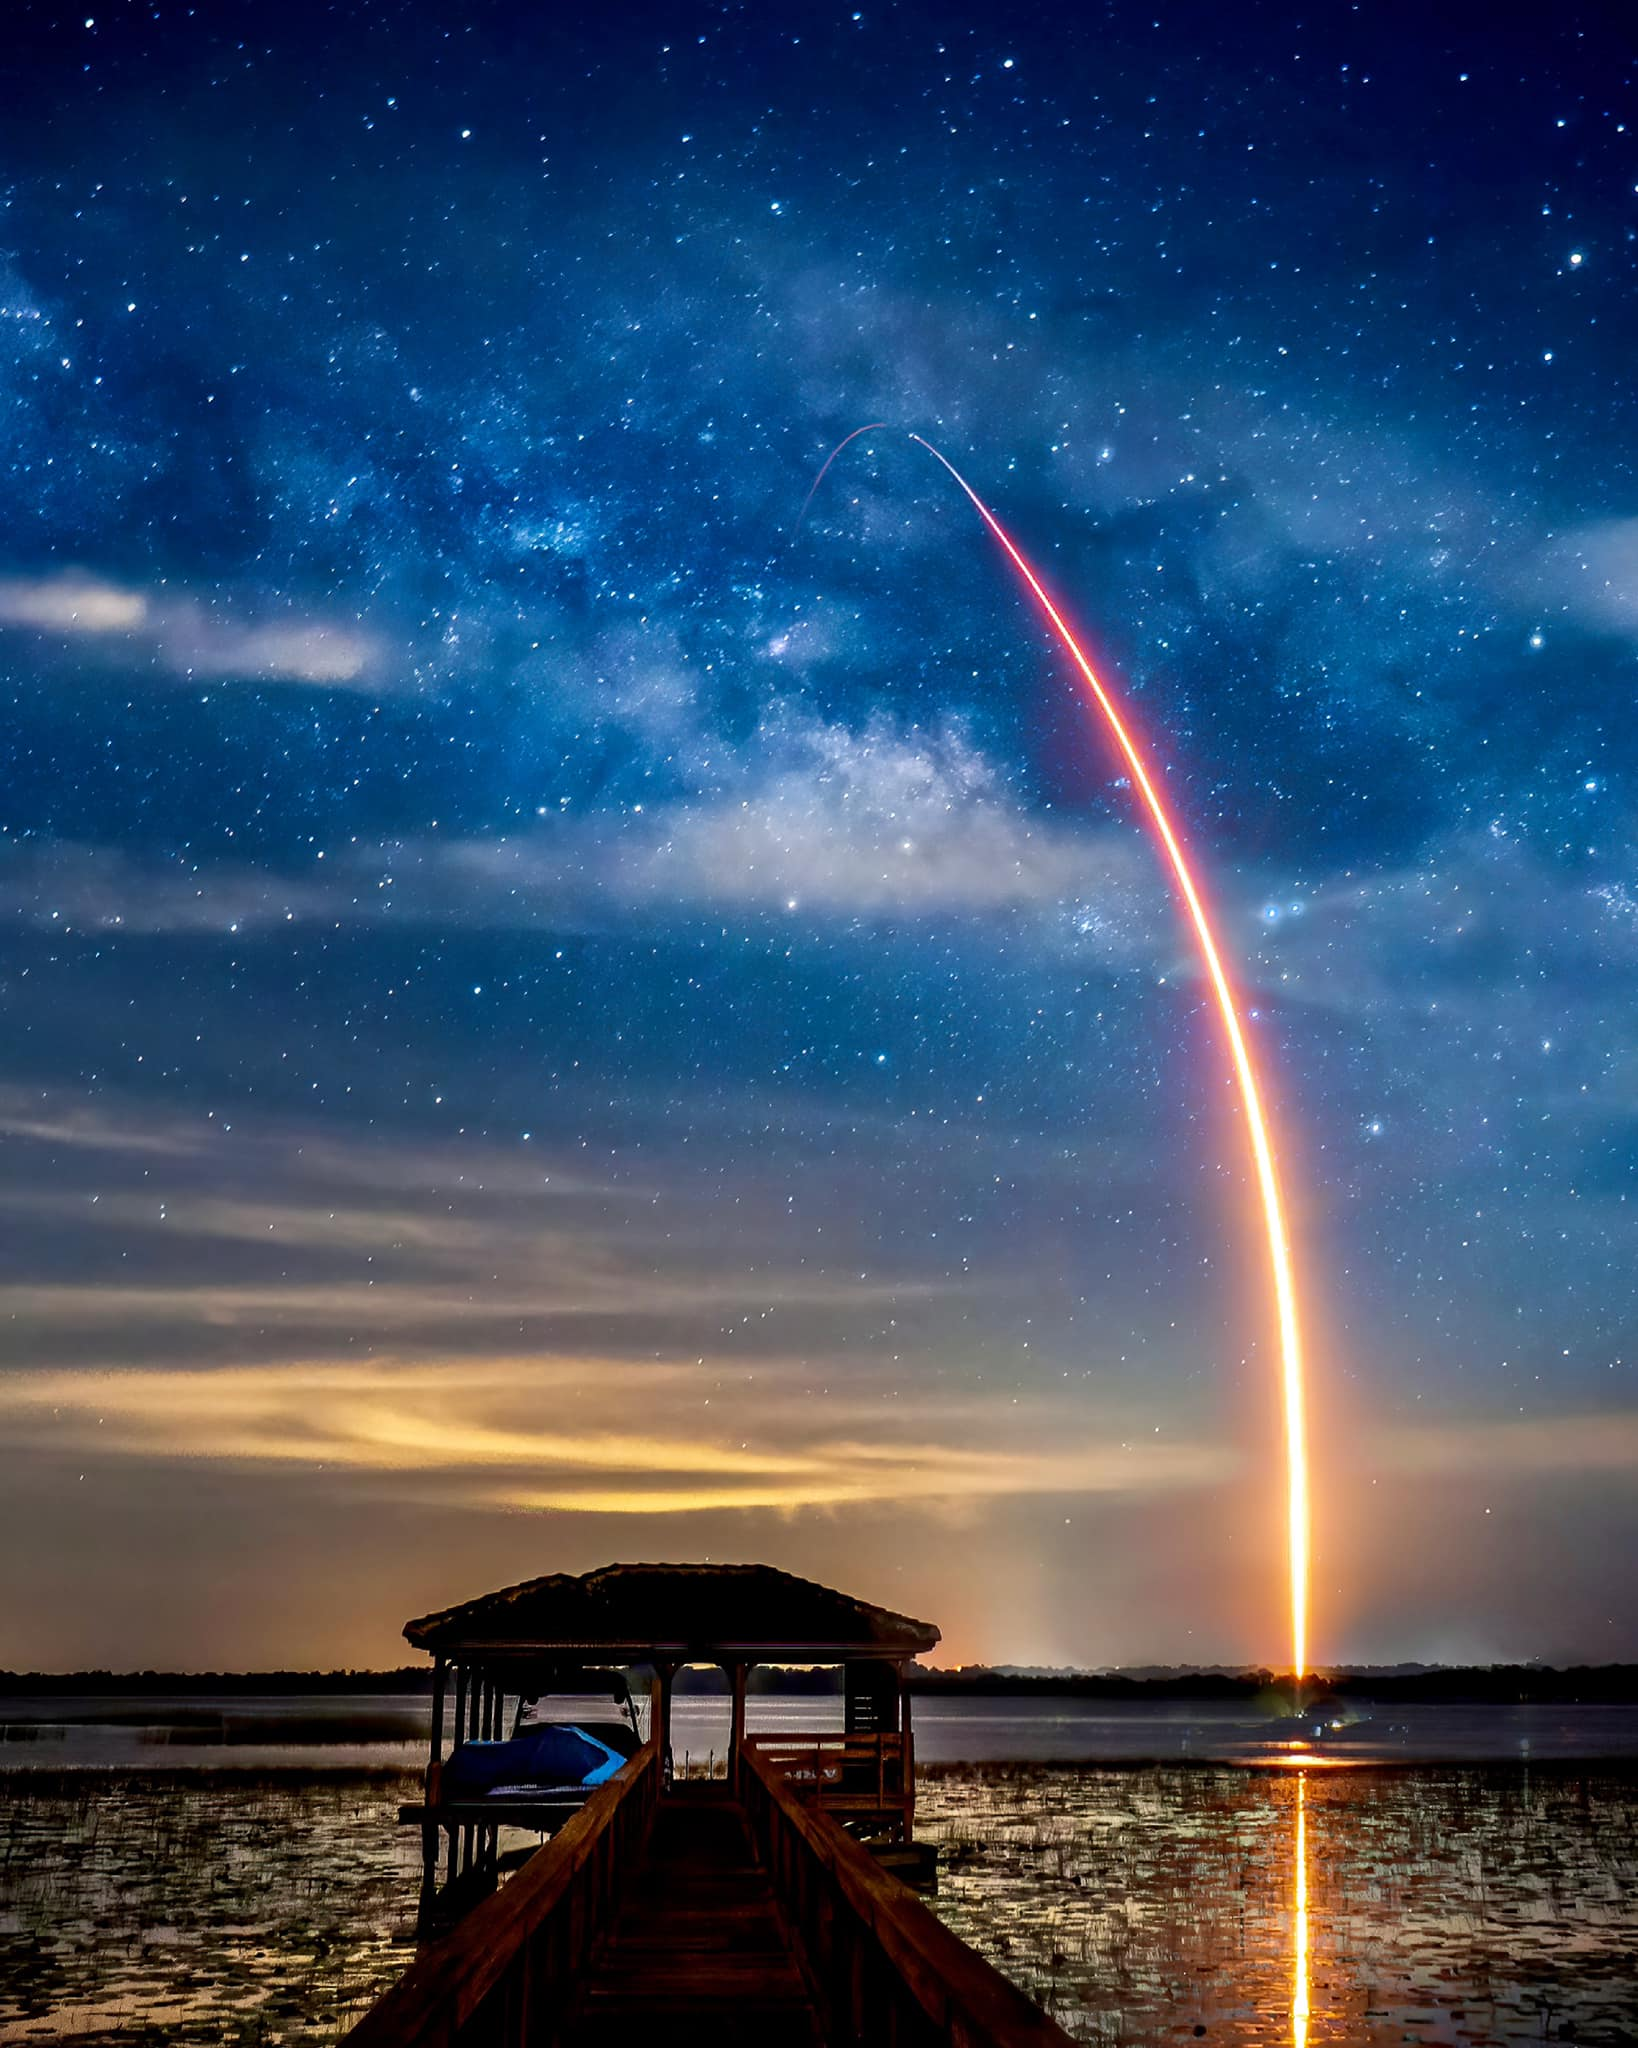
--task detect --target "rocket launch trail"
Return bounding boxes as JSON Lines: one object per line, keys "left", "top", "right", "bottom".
{"left": 910, "top": 431, "right": 1311, "bottom": 1683}
{"left": 808, "top": 425, "right": 1313, "bottom": 1682}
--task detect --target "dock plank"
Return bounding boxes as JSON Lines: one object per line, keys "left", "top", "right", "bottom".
{"left": 560, "top": 1793, "right": 825, "bottom": 2047}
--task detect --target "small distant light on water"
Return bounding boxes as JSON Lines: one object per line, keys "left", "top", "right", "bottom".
{"left": 1529, "top": 630, "right": 1545, "bottom": 649}
{"left": 1569, "top": 250, "right": 1585, "bottom": 266}
{"left": 461, "top": 128, "right": 472, "bottom": 140}
{"left": 1002, "top": 56, "right": 1015, "bottom": 67}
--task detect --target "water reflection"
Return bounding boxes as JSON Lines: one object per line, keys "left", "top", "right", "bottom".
{"left": 1291, "top": 1771, "right": 1309, "bottom": 2048}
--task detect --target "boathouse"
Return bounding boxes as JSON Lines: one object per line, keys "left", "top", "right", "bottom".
{"left": 348, "top": 1560, "right": 1073, "bottom": 2047}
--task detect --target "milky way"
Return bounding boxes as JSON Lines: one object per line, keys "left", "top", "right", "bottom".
{"left": 0, "top": 1, "right": 1633, "bottom": 1669}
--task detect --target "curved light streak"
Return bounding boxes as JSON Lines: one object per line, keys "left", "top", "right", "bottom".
{"left": 791, "top": 421, "right": 890, "bottom": 541}
{"left": 901, "top": 430, "right": 1312, "bottom": 1684}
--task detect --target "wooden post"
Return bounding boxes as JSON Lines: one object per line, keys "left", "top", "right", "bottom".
{"left": 464, "top": 1669, "right": 480, "bottom": 1876}
{"left": 450, "top": 1665, "right": 468, "bottom": 1877}
{"left": 655, "top": 1663, "right": 675, "bottom": 1788}
{"left": 900, "top": 1661, "right": 915, "bottom": 1836}
{"left": 730, "top": 1662, "right": 748, "bottom": 1791}
{"left": 430, "top": 1656, "right": 447, "bottom": 1763}
{"left": 422, "top": 1657, "right": 447, "bottom": 1917}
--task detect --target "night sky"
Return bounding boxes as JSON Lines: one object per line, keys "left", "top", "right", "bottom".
{"left": 2, "top": 1, "right": 1634, "bottom": 1672}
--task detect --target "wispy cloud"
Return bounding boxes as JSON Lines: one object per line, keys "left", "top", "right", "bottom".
{"left": 1377, "top": 1408, "right": 1638, "bottom": 1481}
{"left": 617, "top": 718, "right": 1162, "bottom": 926}
{"left": 0, "top": 715, "right": 1171, "bottom": 947}
{"left": 9, "top": 1350, "right": 1631, "bottom": 1521}
{"left": 0, "top": 1356, "right": 1236, "bottom": 1514}
{"left": 0, "top": 569, "right": 382, "bottom": 687}
{"left": 0, "top": 571, "right": 150, "bottom": 633}
{"left": 0, "top": 1080, "right": 984, "bottom": 1375}
{"left": 1529, "top": 518, "right": 1638, "bottom": 639}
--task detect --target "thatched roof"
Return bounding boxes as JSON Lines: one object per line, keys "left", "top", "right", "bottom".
{"left": 404, "top": 1561, "right": 940, "bottom": 1664}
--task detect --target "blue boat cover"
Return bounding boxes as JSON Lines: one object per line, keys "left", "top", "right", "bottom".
{"left": 444, "top": 1723, "right": 628, "bottom": 1797}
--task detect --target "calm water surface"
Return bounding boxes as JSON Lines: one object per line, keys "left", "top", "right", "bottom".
{"left": 7, "top": 1695, "right": 1636, "bottom": 1769}
{"left": 1, "top": 1700, "right": 1634, "bottom": 2045}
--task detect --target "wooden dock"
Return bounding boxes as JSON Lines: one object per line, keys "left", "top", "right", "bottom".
{"left": 559, "top": 1790, "right": 823, "bottom": 2047}
{"left": 347, "top": 1562, "right": 1074, "bottom": 2047}
{"left": 345, "top": 1743, "right": 1075, "bottom": 2048}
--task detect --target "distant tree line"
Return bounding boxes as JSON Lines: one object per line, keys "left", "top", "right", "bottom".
{"left": 906, "top": 1664, "right": 1638, "bottom": 1704}
{"left": 4, "top": 1663, "right": 1638, "bottom": 1702}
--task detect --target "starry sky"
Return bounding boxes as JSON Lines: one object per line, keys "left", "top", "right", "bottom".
{"left": 1, "top": 0, "right": 1634, "bottom": 1672}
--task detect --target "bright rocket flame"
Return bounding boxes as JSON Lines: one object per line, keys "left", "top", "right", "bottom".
{"left": 1293, "top": 1772, "right": 1311, "bottom": 2048}
{"left": 903, "top": 432, "right": 1311, "bottom": 1684}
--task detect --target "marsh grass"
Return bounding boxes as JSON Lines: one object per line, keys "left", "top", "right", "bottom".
{"left": 917, "top": 1762, "right": 1638, "bottom": 2045}
{"left": 0, "top": 1769, "right": 420, "bottom": 2044}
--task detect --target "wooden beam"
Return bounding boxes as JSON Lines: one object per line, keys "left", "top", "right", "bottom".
{"left": 729, "top": 1662, "right": 748, "bottom": 1788}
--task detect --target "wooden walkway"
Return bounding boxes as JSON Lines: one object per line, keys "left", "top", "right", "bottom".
{"left": 561, "top": 1789, "right": 823, "bottom": 2047}
{"left": 344, "top": 1743, "right": 1078, "bottom": 2048}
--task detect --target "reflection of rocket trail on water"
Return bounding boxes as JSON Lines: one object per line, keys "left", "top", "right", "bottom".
{"left": 1293, "top": 1773, "right": 1311, "bottom": 2048}
{"left": 837, "top": 427, "right": 1310, "bottom": 1684}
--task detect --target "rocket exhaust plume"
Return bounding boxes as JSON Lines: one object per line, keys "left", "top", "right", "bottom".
{"left": 804, "top": 426, "right": 1312, "bottom": 1684}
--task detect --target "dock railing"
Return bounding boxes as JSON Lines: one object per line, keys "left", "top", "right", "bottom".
{"left": 740, "top": 1743, "right": 1077, "bottom": 2048}
{"left": 742, "top": 1729, "right": 912, "bottom": 1829}
{"left": 342, "top": 1742, "right": 658, "bottom": 2048}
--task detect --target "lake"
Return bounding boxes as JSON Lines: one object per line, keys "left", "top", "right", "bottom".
{"left": 8, "top": 1692, "right": 1638, "bottom": 1771}
{"left": 1, "top": 1698, "right": 1634, "bottom": 2044}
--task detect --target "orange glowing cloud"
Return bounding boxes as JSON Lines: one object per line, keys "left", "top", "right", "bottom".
{"left": 0, "top": 1356, "right": 1237, "bottom": 1516}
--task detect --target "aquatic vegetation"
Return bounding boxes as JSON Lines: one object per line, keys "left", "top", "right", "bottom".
{"left": 1, "top": 1762, "right": 1634, "bottom": 2045}
{"left": 0, "top": 1770, "right": 420, "bottom": 2045}
{"left": 919, "top": 1763, "right": 1638, "bottom": 2045}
